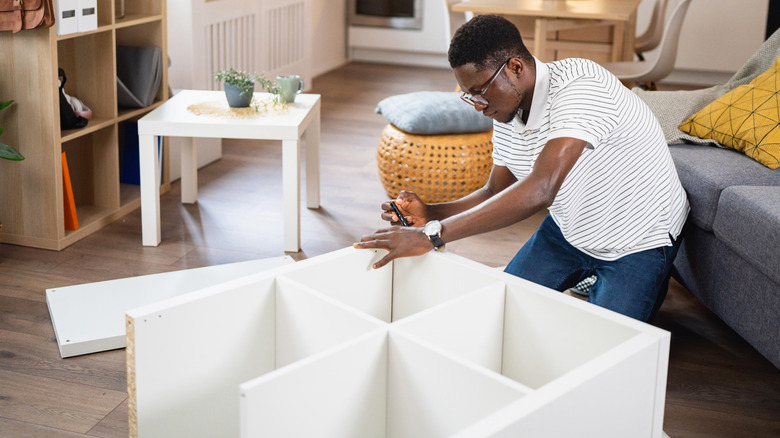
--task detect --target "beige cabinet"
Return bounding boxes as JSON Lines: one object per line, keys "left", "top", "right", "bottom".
{"left": 0, "top": 0, "right": 169, "bottom": 250}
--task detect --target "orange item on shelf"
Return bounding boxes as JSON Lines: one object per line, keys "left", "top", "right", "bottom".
{"left": 62, "top": 151, "right": 79, "bottom": 231}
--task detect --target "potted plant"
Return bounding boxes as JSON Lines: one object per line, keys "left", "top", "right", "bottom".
{"left": 0, "top": 100, "right": 24, "bottom": 161}
{"left": 1, "top": 99, "right": 24, "bottom": 246}
{"left": 214, "top": 68, "right": 279, "bottom": 108}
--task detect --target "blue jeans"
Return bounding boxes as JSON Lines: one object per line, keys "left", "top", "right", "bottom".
{"left": 504, "top": 215, "right": 682, "bottom": 322}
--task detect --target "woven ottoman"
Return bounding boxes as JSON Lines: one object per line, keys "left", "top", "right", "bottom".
{"left": 377, "top": 123, "right": 493, "bottom": 203}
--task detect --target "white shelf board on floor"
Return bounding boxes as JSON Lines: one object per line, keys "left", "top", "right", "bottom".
{"left": 46, "top": 256, "right": 294, "bottom": 358}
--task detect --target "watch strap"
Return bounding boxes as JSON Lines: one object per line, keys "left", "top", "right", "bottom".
{"left": 429, "top": 234, "right": 445, "bottom": 251}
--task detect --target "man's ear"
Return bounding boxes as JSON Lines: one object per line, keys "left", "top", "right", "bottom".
{"left": 507, "top": 58, "right": 523, "bottom": 77}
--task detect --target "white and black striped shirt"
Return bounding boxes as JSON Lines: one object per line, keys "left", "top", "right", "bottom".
{"left": 492, "top": 57, "right": 689, "bottom": 261}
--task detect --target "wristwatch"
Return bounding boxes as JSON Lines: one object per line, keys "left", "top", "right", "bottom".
{"left": 423, "top": 220, "right": 445, "bottom": 251}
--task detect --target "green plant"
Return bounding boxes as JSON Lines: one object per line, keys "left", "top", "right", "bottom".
{"left": 214, "top": 67, "right": 279, "bottom": 98}
{"left": 0, "top": 100, "right": 24, "bottom": 161}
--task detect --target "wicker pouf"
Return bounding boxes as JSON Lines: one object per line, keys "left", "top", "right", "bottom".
{"left": 377, "top": 123, "right": 493, "bottom": 203}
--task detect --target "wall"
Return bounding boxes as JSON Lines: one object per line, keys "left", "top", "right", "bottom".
{"left": 348, "top": 0, "right": 453, "bottom": 68}
{"left": 169, "top": 0, "right": 346, "bottom": 86}
{"left": 342, "top": 0, "right": 771, "bottom": 86}
{"left": 311, "top": 0, "right": 348, "bottom": 76}
{"left": 646, "top": 0, "right": 770, "bottom": 85}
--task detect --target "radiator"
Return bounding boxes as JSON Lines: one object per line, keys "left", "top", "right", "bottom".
{"left": 263, "top": 0, "right": 308, "bottom": 76}
{"left": 205, "top": 15, "right": 257, "bottom": 90}
{"left": 197, "top": 0, "right": 311, "bottom": 91}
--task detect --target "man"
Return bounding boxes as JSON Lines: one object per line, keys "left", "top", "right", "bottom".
{"left": 354, "top": 15, "right": 689, "bottom": 322}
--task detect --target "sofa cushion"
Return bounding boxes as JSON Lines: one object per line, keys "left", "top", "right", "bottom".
{"left": 678, "top": 56, "right": 780, "bottom": 169}
{"left": 375, "top": 91, "right": 493, "bottom": 135}
{"left": 669, "top": 144, "right": 780, "bottom": 231}
{"left": 712, "top": 186, "right": 780, "bottom": 285}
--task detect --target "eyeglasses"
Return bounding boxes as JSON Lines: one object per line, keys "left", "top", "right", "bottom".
{"left": 460, "top": 58, "right": 511, "bottom": 107}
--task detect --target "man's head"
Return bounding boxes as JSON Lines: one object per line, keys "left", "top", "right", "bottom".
{"left": 448, "top": 15, "right": 535, "bottom": 123}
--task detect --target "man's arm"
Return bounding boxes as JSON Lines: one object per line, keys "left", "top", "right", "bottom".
{"left": 386, "top": 163, "right": 518, "bottom": 227}
{"left": 440, "top": 136, "right": 586, "bottom": 242}
{"left": 357, "top": 136, "right": 586, "bottom": 268}
{"left": 427, "top": 163, "right": 519, "bottom": 220}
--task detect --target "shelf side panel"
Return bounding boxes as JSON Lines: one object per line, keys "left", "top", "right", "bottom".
{"left": 129, "top": 275, "right": 277, "bottom": 438}
{"left": 0, "top": 29, "right": 61, "bottom": 241}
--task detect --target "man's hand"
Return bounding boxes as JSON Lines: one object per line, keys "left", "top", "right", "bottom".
{"left": 381, "top": 191, "right": 428, "bottom": 227}
{"left": 353, "top": 226, "right": 433, "bottom": 268}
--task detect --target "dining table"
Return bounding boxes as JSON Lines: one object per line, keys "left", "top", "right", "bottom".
{"left": 451, "top": 0, "right": 643, "bottom": 63}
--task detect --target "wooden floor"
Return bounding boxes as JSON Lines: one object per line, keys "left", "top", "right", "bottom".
{"left": 1, "top": 62, "right": 778, "bottom": 437}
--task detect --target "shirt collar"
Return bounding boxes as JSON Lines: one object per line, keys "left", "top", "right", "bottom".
{"left": 512, "top": 57, "right": 549, "bottom": 132}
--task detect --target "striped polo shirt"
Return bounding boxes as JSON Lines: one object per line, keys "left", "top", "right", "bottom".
{"left": 492, "top": 57, "right": 689, "bottom": 261}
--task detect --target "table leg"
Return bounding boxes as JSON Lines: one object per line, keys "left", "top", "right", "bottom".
{"left": 534, "top": 18, "right": 550, "bottom": 61}
{"left": 139, "top": 134, "right": 161, "bottom": 246}
{"left": 623, "top": 11, "right": 637, "bottom": 62}
{"left": 304, "top": 109, "right": 320, "bottom": 209}
{"left": 181, "top": 138, "right": 198, "bottom": 204}
{"left": 282, "top": 138, "right": 301, "bottom": 252}
{"left": 611, "top": 21, "right": 626, "bottom": 62}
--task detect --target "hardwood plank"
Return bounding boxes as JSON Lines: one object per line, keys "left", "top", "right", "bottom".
{"left": 0, "top": 244, "right": 68, "bottom": 275}
{"left": 0, "top": 417, "right": 88, "bottom": 438}
{"left": 663, "top": 403, "right": 780, "bottom": 438}
{"left": 0, "top": 295, "right": 56, "bottom": 337}
{"left": 0, "top": 329, "right": 126, "bottom": 392}
{"left": 86, "top": 400, "right": 128, "bottom": 438}
{"left": 0, "top": 369, "right": 126, "bottom": 434}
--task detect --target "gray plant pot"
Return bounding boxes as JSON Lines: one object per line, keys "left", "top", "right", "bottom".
{"left": 224, "top": 82, "right": 254, "bottom": 108}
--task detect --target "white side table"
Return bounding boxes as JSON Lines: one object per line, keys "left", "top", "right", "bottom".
{"left": 137, "top": 90, "right": 321, "bottom": 252}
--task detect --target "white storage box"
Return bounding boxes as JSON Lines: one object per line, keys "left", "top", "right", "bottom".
{"left": 76, "top": 0, "right": 97, "bottom": 32}
{"left": 55, "top": 0, "right": 78, "bottom": 35}
{"left": 128, "top": 247, "right": 670, "bottom": 437}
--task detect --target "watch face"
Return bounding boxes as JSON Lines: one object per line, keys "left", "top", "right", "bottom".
{"left": 425, "top": 220, "right": 441, "bottom": 236}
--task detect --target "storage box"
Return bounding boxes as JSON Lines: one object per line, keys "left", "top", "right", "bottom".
{"left": 55, "top": 0, "right": 78, "bottom": 35}
{"left": 77, "top": 0, "right": 97, "bottom": 32}
{"left": 127, "top": 247, "right": 670, "bottom": 437}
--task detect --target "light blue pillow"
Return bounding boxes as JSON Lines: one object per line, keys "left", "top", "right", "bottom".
{"left": 375, "top": 91, "right": 493, "bottom": 135}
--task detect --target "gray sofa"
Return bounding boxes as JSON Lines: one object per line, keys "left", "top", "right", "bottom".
{"left": 634, "top": 29, "right": 780, "bottom": 369}
{"left": 667, "top": 144, "right": 780, "bottom": 369}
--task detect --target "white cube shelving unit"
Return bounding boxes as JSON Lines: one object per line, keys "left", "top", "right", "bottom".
{"left": 127, "top": 247, "right": 670, "bottom": 437}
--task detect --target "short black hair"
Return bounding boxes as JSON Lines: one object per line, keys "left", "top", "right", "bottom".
{"left": 448, "top": 14, "right": 534, "bottom": 71}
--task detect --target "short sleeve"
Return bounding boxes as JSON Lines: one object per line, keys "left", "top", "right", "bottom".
{"left": 547, "top": 75, "right": 620, "bottom": 149}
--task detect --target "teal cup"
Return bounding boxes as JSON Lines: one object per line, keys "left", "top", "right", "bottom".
{"left": 277, "top": 75, "right": 304, "bottom": 103}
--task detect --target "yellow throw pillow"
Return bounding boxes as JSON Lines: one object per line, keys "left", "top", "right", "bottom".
{"left": 679, "top": 56, "right": 780, "bottom": 169}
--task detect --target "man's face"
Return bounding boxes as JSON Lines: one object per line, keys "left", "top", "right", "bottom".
{"left": 454, "top": 59, "right": 531, "bottom": 124}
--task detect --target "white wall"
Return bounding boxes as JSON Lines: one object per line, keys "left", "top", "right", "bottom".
{"left": 646, "top": 0, "right": 770, "bottom": 85}
{"left": 340, "top": 0, "right": 771, "bottom": 86}
{"left": 311, "top": 0, "right": 348, "bottom": 76}
{"left": 348, "top": 0, "right": 452, "bottom": 67}
{"left": 166, "top": 0, "right": 221, "bottom": 181}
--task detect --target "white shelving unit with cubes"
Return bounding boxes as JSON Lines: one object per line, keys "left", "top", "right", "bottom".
{"left": 127, "top": 247, "right": 670, "bottom": 438}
